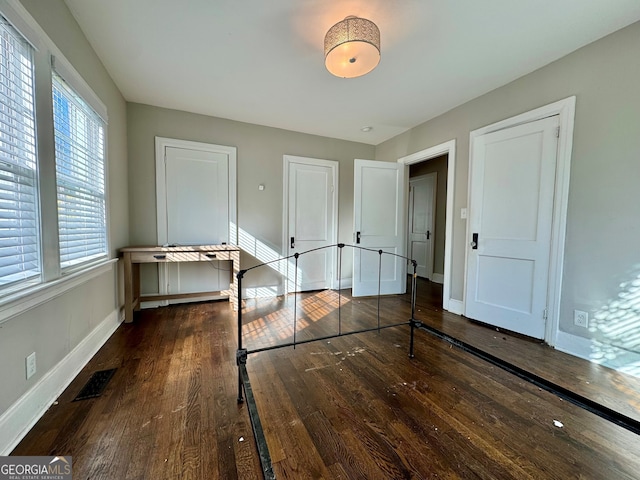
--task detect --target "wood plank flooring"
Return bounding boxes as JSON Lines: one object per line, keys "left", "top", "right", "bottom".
{"left": 13, "top": 302, "right": 261, "bottom": 479}
{"left": 412, "top": 280, "right": 640, "bottom": 426}
{"left": 12, "top": 280, "right": 640, "bottom": 479}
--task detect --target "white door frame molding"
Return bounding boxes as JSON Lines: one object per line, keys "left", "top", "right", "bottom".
{"left": 154, "top": 137, "right": 237, "bottom": 301}
{"left": 398, "top": 140, "right": 456, "bottom": 312}
{"left": 466, "top": 96, "right": 576, "bottom": 345}
{"left": 282, "top": 155, "right": 339, "bottom": 290}
{"left": 155, "top": 136, "right": 237, "bottom": 245}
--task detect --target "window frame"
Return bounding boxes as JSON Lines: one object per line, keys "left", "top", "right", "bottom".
{"left": 52, "top": 67, "right": 108, "bottom": 272}
{"left": 0, "top": 14, "right": 41, "bottom": 292}
{"left": 0, "top": 0, "right": 112, "bottom": 323}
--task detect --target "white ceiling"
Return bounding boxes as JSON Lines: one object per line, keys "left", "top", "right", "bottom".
{"left": 64, "top": 0, "right": 640, "bottom": 145}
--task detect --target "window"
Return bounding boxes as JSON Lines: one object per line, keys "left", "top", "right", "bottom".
{"left": 0, "top": 15, "right": 39, "bottom": 289}
{"left": 52, "top": 71, "right": 107, "bottom": 270}
{"left": 0, "top": 6, "right": 109, "bottom": 300}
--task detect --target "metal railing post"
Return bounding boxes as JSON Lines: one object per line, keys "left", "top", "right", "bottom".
{"left": 237, "top": 270, "right": 245, "bottom": 403}
{"left": 409, "top": 260, "right": 418, "bottom": 359}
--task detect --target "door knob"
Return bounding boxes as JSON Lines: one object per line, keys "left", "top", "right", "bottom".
{"left": 471, "top": 233, "right": 478, "bottom": 249}
{"left": 290, "top": 236, "right": 295, "bottom": 249}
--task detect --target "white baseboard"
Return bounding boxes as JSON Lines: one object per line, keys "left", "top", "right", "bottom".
{"left": 555, "top": 330, "right": 640, "bottom": 378}
{"left": 431, "top": 273, "right": 444, "bottom": 284}
{"left": 446, "top": 299, "right": 464, "bottom": 315}
{"left": 335, "top": 277, "right": 352, "bottom": 290}
{"left": 554, "top": 330, "right": 592, "bottom": 360}
{"left": 243, "top": 286, "right": 285, "bottom": 298}
{"left": 242, "top": 278, "right": 353, "bottom": 298}
{"left": 141, "top": 294, "right": 227, "bottom": 309}
{"left": 0, "top": 308, "right": 122, "bottom": 455}
{"left": 140, "top": 300, "right": 166, "bottom": 309}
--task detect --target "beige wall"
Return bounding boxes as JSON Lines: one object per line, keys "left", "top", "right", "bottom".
{"left": 376, "top": 20, "right": 640, "bottom": 352}
{"left": 0, "top": 0, "right": 128, "bottom": 418}
{"left": 409, "top": 155, "right": 448, "bottom": 277}
{"left": 127, "top": 103, "right": 374, "bottom": 292}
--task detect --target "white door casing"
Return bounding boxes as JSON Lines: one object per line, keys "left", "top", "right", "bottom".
{"left": 408, "top": 173, "right": 436, "bottom": 279}
{"left": 398, "top": 140, "right": 457, "bottom": 313}
{"left": 465, "top": 115, "right": 559, "bottom": 338}
{"left": 155, "top": 137, "right": 237, "bottom": 301}
{"left": 353, "top": 159, "right": 406, "bottom": 297}
{"left": 283, "top": 156, "right": 338, "bottom": 292}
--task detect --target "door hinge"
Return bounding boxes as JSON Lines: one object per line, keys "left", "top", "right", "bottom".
{"left": 555, "top": 126, "right": 560, "bottom": 138}
{"left": 543, "top": 308, "right": 548, "bottom": 320}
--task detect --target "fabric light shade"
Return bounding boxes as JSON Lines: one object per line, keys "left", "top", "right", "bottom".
{"left": 324, "top": 16, "right": 380, "bottom": 78}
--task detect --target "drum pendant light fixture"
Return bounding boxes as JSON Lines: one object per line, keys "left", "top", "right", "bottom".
{"left": 324, "top": 16, "right": 380, "bottom": 78}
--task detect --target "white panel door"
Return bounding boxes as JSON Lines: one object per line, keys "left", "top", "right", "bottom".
{"left": 408, "top": 173, "right": 436, "bottom": 279}
{"left": 353, "top": 159, "right": 405, "bottom": 297}
{"left": 465, "top": 116, "right": 559, "bottom": 338}
{"left": 286, "top": 158, "right": 336, "bottom": 291}
{"left": 163, "top": 146, "right": 229, "bottom": 295}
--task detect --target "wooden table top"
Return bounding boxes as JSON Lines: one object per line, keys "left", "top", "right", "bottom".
{"left": 119, "top": 244, "right": 240, "bottom": 253}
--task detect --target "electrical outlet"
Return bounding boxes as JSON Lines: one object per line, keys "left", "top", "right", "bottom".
{"left": 574, "top": 310, "right": 589, "bottom": 328}
{"left": 26, "top": 352, "right": 36, "bottom": 379}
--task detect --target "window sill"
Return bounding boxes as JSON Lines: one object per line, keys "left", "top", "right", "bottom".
{"left": 0, "top": 258, "right": 118, "bottom": 326}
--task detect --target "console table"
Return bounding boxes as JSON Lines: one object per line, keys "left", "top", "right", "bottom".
{"left": 119, "top": 245, "right": 240, "bottom": 323}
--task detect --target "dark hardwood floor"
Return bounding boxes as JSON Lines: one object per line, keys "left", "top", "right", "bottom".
{"left": 412, "top": 281, "right": 640, "bottom": 427}
{"left": 12, "top": 279, "right": 640, "bottom": 479}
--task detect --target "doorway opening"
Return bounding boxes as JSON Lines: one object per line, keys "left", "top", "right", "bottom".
{"left": 399, "top": 140, "right": 457, "bottom": 313}
{"left": 408, "top": 160, "right": 445, "bottom": 284}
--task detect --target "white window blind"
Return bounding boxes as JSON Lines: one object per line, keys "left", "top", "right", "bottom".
{"left": 52, "top": 71, "right": 107, "bottom": 270}
{"left": 0, "top": 15, "right": 40, "bottom": 289}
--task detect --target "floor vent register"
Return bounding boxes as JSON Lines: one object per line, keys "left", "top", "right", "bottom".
{"left": 73, "top": 368, "right": 117, "bottom": 401}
